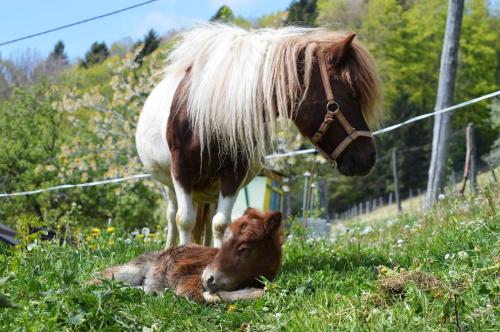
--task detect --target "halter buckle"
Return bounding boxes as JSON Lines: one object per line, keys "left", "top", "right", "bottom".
{"left": 326, "top": 101, "right": 339, "bottom": 113}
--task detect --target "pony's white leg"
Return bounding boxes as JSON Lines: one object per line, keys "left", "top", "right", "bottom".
{"left": 212, "top": 193, "right": 238, "bottom": 248}
{"left": 173, "top": 179, "right": 195, "bottom": 245}
{"left": 165, "top": 186, "right": 178, "bottom": 248}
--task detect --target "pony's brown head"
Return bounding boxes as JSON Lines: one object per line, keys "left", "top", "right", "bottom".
{"left": 201, "top": 208, "right": 283, "bottom": 294}
{"left": 293, "top": 33, "right": 382, "bottom": 176}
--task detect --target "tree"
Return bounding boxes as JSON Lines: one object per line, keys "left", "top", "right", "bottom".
{"left": 210, "top": 5, "right": 234, "bottom": 23}
{"left": 484, "top": 100, "right": 500, "bottom": 167}
{"left": 286, "top": 0, "right": 318, "bottom": 26}
{"left": 80, "top": 42, "right": 109, "bottom": 68}
{"left": 256, "top": 11, "right": 287, "bottom": 28}
{"left": 0, "top": 84, "right": 63, "bottom": 223}
{"left": 49, "top": 40, "right": 68, "bottom": 64}
{"left": 316, "top": 0, "right": 366, "bottom": 30}
{"left": 425, "top": 0, "right": 465, "bottom": 210}
{"left": 134, "top": 29, "right": 161, "bottom": 64}
{"left": 453, "top": 0, "right": 498, "bottom": 161}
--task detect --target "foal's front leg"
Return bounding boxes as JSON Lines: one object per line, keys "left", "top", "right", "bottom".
{"left": 203, "top": 288, "right": 265, "bottom": 303}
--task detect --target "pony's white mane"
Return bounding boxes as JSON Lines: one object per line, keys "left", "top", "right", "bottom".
{"left": 165, "top": 23, "right": 381, "bottom": 164}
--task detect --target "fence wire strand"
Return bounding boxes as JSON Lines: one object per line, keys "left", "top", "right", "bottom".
{"left": 1, "top": 90, "right": 499, "bottom": 198}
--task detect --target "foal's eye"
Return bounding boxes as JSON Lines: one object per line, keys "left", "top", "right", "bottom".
{"left": 237, "top": 245, "right": 251, "bottom": 256}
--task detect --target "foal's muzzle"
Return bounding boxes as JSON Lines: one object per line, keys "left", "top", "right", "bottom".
{"left": 202, "top": 266, "right": 227, "bottom": 294}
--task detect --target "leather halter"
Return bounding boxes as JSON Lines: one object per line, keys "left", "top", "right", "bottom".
{"left": 311, "top": 52, "right": 372, "bottom": 167}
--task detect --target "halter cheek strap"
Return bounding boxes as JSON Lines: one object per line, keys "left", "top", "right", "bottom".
{"left": 311, "top": 51, "right": 372, "bottom": 166}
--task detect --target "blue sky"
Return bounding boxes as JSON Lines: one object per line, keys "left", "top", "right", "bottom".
{"left": 0, "top": 0, "right": 291, "bottom": 60}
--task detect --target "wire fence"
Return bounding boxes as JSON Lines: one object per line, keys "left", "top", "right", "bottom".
{"left": 0, "top": 0, "right": 159, "bottom": 47}
{"left": 1, "top": 90, "right": 499, "bottom": 199}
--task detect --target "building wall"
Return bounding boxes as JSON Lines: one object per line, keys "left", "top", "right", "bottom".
{"left": 231, "top": 176, "right": 268, "bottom": 219}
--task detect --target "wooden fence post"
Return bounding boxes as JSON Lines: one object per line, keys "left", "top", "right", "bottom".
{"left": 392, "top": 148, "right": 402, "bottom": 212}
{"left": 302, "top": 171, "right": 311, "bottom": 223}
{"left": 282, "top": 178, "right": 290, "bottom": 223}
{"left": 425, "top": 0, "right": 465, "bottom": 210}
{"left": 469, "top": 123, "right": 477, "bottom": 193}
{"left": 460, "top": 123, "right": 477, "bottom": 194}
{"left": 450, "top": 170, "right": 457, "bottom": 190}
{"left": 489, "top": 163, "right": 498, "bottom": 183}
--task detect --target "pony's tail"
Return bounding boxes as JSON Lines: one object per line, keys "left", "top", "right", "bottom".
{"left": 88, "top": 252, "right": 160, "bottom": 286}
{"left": 192, "top": 203, "right": 212, "bottom": 246}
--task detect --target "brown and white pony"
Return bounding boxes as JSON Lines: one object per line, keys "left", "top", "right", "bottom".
{"left": 136, "top": 24, "right": 382, "bottom": 247}
{"left": 91, "top": 208, "right": 283, "bottom": 303}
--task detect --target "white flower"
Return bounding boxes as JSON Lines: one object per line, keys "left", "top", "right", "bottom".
{"left": 445, "top": 253, "right": 455, "bottom": 260}
{"left": 361, "top": 226, "right": 373, "bottom": 235}
{"left": 141, "top": 227, "right": 150, "bottom": 237}
{"left": 404, "top": 224, "right": 411, "bottom": 230}
{"left": 438, "top": 194, "right": 445, "bottom": 200}
{"left": 27, "top": 243, "right": 38, "bottom": 251}
{"left": 124, "top": 238, "right": 132, "bottom": 245}
{"left": 275, "top": 313, "right": 282, "bottom": 320}
{"left": 397, "top": 239, "right": 405, "bottom": 245}
{"left": 130, "top": 231, "right": 139, "bottom": 238}
{"left": 457, "top": 251, "right": 468, "bottom": 259}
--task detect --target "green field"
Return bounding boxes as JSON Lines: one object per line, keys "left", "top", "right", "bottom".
{"left": 1, "top": 184, "right": 498, "bottom": 331}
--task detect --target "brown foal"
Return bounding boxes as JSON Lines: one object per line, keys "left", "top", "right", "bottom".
{"left": 90, "top": 208, "right": 283, "bottom": 303}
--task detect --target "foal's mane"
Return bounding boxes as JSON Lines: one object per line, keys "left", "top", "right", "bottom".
{"left": 165, "top": 23, "right": 382, "bottom": 164}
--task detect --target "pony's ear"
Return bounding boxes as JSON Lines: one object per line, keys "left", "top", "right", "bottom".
{"left": 264, "top": 211, "right": 282, "bottom": 234}
{"left": 329, "top": 33, "right": 356, "bottom": 66}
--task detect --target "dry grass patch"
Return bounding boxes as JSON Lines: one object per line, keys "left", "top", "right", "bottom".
{"left": 377, "top": 269, "right": 445, "bottom": 296}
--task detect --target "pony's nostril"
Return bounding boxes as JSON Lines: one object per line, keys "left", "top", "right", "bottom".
{"left": 207, "top": 275, "right": 215, "bottom": 285}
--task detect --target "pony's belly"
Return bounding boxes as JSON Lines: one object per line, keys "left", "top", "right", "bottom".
{"left": 192, "top": 182, "right": 220, "bottom": 203}
{"left": 136, "top": 74, "right": 184, "bottom": 188}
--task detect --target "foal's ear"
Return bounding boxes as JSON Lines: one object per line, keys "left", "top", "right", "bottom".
{"left": 264, "top": 211, "right": 282, "bottom": 234}
{"left": 329, "top": 33, "right": 356, "bottom": 66}
{"left": 243, "top": 207, "right": 258, "bottom": 215}
{"left": 244, "top": 207, "right": 265, "bottom": 219}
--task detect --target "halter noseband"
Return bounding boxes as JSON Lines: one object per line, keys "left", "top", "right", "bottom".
{"left": 311, "top": 52, "right": 372, "bottom": 167}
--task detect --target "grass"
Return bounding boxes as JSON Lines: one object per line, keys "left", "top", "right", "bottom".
{"left": 0, "top": 184, "right": 498, "bottom": 331}
{"left": 343, "top": 166, "right": 500, "bottom": 224}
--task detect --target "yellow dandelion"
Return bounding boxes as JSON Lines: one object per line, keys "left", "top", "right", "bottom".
{"left": 138, "top": 234, "right": 145, "bottom": 239}
{"left": 91, "top": 227, "right": 101, "bottom": 236}
{"left": 148, "top": 233, "right": 155, "bottom": 238}
{"left": 227, "top": 304, "right": 237, "bottom": 313}
{"left": 106, "top": 227, "right": 115, "bottom": 234}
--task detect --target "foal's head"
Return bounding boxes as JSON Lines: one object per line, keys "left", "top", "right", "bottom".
{"left": 293, "top": 33, "right": 382, "bottom": 176}
{"left": 201, "top": 208, "right": 283, "bottom": 294}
